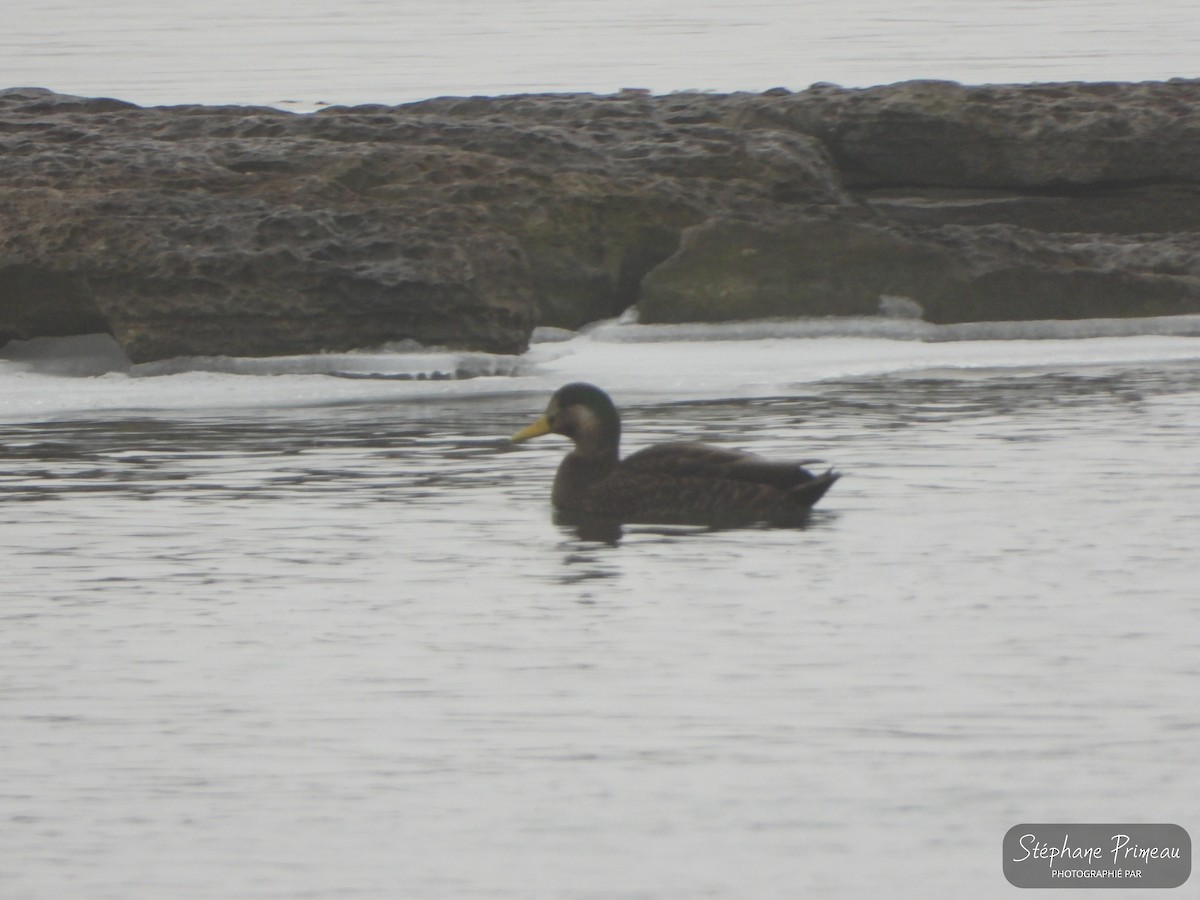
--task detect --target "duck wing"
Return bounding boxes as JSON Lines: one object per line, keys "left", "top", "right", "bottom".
{"left": 575, "top": 464, "right": 838, "bottom": 524}
{"left": 621, "top": 441, "right": 826, "bottom": 490}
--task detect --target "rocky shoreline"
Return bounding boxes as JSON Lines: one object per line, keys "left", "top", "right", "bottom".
{"left": 2, "top": 80, "right": 1198, "bottom": 363}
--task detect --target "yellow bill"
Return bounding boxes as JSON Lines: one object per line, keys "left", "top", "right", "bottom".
{"left": 511, "top": 414, "right": 552, "bottom": 443}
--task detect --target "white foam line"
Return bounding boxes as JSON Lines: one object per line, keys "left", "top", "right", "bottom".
{"left": 2, "top": 327, "right": 1199, "bottom": 419}
{"left": 530, "top": 333, "right": 1200, "bottom": 397}
{"left": 585, "top": 314, "right": 1200, "bottom": 343}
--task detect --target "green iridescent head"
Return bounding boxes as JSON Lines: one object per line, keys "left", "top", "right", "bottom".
{"left": 511, "top": 382, "right": 621, "bottom": 452}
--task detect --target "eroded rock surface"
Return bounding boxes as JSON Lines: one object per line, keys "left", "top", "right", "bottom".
{"left": 2, "top": 80, "right": 1199, "bottom": 361}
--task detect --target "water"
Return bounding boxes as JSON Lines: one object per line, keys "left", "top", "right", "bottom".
{"left": 2, "top": 0, "right": 1198, "bottom": 109}
{"left": 4, "top": 3, "right": 1200, "bottom": 897}
{"left": 3, "top": 331, "right": 1200, "bottom": 898}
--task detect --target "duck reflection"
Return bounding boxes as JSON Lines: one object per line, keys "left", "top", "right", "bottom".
{"left": 552, "top": 506, "right": 814, "bottom": 545}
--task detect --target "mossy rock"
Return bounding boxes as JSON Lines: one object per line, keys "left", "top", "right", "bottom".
{"left": 639, "top": 217, "right": 966, "bottom": 322}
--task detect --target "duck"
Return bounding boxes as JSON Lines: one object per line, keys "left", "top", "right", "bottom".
{"left": 511, "top": 382, "right": 839, "bottom": 526}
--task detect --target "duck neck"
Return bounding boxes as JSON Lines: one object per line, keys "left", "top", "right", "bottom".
{"left": 574, "top": 431, "right": 619, "bottom": 464}
{"left": 571, "top": 409, "right": 620, "bottom": 464}
{"left": 563, "top": 433, "right": 618, "bottom": 479}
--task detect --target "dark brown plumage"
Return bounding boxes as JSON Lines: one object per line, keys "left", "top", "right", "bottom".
{"left": 511, "top": 383, "right": 839, "bottom": 526}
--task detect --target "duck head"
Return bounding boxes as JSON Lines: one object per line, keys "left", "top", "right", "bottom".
{"left": 511, "top": 382, "right": 621, "bottom": 457}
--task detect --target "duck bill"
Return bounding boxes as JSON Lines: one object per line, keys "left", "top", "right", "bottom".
{"left": 511, "top": 415, "right": 552, "bottom": 443}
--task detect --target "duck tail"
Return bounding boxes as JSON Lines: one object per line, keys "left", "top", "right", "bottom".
{"left": 790, "top": 468, "right": 841, "bottom": 508}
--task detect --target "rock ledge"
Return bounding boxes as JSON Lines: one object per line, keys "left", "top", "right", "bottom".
{"left": 2, "top": 80, "right": 1198, "bottom": 362}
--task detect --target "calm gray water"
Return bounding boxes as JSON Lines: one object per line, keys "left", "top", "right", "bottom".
{"left": 4, "top": 0, "right": 1198, "bottom": 108}
{"left": 3, "top": 365, "right": 1198, "bottom": 898}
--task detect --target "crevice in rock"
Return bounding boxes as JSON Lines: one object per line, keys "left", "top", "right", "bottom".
{"left": 0, "top": 266, "right": 111, "bottom": 347}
